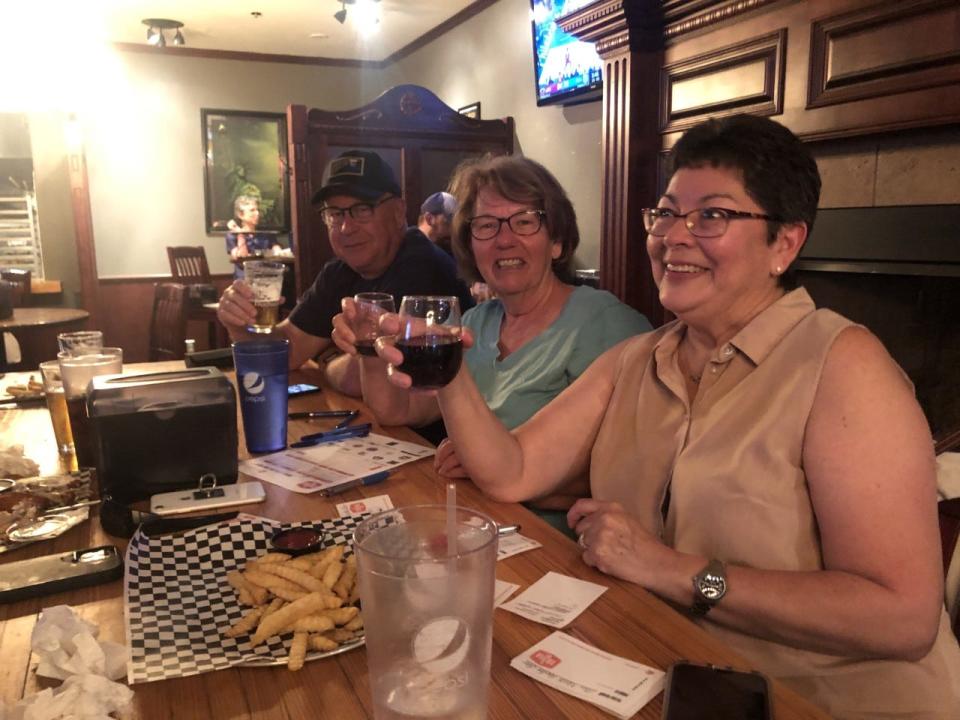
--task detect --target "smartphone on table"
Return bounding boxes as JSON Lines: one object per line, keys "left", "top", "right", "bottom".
{"left": 288, "top": 383, "right": 321, "bottom": 397}
{"left": 662, "top": 661, "right": 772, "bottom": 720}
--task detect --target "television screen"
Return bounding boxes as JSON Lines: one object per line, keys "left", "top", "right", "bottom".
{"left": 531, "top": 0, "right": 604, "bottom": 107}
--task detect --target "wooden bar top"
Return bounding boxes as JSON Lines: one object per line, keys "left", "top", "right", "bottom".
{"left": 0, "top": 363, "right": 830, "bottom": 719}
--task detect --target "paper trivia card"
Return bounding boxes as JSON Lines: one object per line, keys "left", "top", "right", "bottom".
{"left": 335, "top": 494, "right": 394, "bottom": 518}
{"left": 497, "top": 533, "right": 542, "bottom": 561}
{"left": 510, "top": 631, "right": 665, "bottom": 719}
{"left": 500, "top": 571, "right": 607, "bottom": 628}
{"left": 494, "top": 579, "right": 520, "bottom": 608}
{"left": 239, "top": 433, "right": 434, "bottom": 494}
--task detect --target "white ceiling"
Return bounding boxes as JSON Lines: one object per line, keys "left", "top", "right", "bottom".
{"left": 84, "top": 0, "right": 480, "bottom": 62}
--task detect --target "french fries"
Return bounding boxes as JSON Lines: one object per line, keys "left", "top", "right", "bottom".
{"left": 222, "top": 541, "right": 364, "bottom": 671}
{"left": 4, "top": 376, "right": 43, "bottom": 397}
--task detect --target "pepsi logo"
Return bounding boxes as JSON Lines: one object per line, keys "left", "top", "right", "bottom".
{"left": 242, "top": 372, "right": 265, "bottom": 395}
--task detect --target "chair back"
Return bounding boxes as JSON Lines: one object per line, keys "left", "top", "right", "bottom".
{"left": 0, "top": 268, "right": 31, "bottom": 307}
{"left": 149, "top": 283, "right": 188, "bottom": 361}
{"left": 166, "top": 247, "right": 211, "bottom": 284}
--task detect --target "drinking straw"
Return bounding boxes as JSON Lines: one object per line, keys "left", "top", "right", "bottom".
{"left": 446, "top": 481, "right": 457, "bottom": 558}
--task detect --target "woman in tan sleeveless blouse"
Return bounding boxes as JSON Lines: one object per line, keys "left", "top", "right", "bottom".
{"left": 378, "top": 115, "right": 960, "bottom": 717}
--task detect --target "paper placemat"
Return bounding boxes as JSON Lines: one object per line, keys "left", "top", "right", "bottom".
{"left": 239, "top": 433, "right": 434, "bottom": 494}
{"left": 124, "top": 513, "right": 366, "bottom": 684}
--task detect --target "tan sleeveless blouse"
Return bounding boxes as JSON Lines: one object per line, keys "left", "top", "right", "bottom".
{"left": 590, "top": 289, "right": 960, "bottom": 718}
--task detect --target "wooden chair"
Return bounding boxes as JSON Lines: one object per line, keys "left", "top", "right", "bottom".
{"left": 166, "top": 247, "right": 211, "bottom": 284}
{"left": 148, "top": 283, "right": 188, "bottom": 361}
{"left": 0, "top": 268, "right": 31, "bottom": 307}
{"left": 166, "top": 246, "right": 226, "bottom": 348}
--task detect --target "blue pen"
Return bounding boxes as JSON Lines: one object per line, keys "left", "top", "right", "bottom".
{"left": 333, "top": 410, "right": 360, "bottom": 429}
{"left": 320, "top": 471, "right": 390, "bottom": 497}
{"left": 291, "top": 425, "right": 371, "bottom": 448}
{"left": 298, "top": 423, "right": 372, "bottom": 444}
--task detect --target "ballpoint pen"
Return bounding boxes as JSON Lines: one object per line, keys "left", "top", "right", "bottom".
{"left": 288, "top": 410, "right": 356, "bottom": 420}
{"left": 290, "top": 424, "right": 372, "bottom": 449}
{"left": 333, "top": 410, "right": 360, "bottom": 429}
{"left": 319, "top": 471, "right": 391, "bottom": 497}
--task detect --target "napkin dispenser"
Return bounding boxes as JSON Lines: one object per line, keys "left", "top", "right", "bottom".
{"left": 88, "top": 368, "right": 238, "bottom": 503}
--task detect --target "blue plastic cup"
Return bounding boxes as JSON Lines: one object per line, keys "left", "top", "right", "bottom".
{"left": 233, "top": 339, "right": 289, "bottom": 453}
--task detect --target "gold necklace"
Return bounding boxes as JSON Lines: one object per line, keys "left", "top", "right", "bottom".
{"left": 679, "top": 341, "right": 704, "bottom": 385}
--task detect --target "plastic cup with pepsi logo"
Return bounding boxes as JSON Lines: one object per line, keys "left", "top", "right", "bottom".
{"left": 232, "top": 339, "right": 289, "bottom": 453}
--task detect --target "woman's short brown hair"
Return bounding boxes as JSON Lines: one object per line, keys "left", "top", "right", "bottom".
{"left": 448, "top": 155, "right": 579, "bottom": 284}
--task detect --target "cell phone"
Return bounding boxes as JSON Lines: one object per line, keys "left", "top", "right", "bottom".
{"left": 661, "top": 662, "right": 772, "bottom": 720}
{"left": 0, "top": 546, "right": 123, "bottom": 603}
{"left": 288, "top": 383, "right": 321, "bottom": 397}
{"left": 149, "top": 481, "right": 266, "bottom": 515}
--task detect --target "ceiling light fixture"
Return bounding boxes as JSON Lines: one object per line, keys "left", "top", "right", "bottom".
{"left": 333, "top": 0, "right": 382, "bottom": 27}
{"left": 141, "top": 19, "right": 186, "bottom": 48}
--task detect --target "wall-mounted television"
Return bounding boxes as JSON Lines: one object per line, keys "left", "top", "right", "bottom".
{"left": 531, "top": 0, "right": 604, "bottom": 107}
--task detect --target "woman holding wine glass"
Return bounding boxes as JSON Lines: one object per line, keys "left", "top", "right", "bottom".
{"left": 331, "top": 155, "right": 650, "bottom": 528}
{"left": 354, "top": 115, "right": 960, "bottom": 717}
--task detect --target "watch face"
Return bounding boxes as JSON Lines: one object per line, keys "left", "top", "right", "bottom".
{"left": 699, "top": 572, "right": 726, "bottom": 601}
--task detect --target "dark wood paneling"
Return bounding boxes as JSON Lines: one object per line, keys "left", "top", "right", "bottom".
{"left": 808, "top": 0, "right": 960, "bottom": 109}
{"left": 97, "top": 276, "right": 232, "bottom": 363}
{"left": 660, "top": 29, "right": 786, "bottom": 132}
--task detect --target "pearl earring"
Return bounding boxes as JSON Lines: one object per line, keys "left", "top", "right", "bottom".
{"left": 774, "top": 265, "right": 782, "bottom": 275}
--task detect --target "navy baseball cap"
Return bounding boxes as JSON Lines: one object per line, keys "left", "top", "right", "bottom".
{"left": 420, "top": 191, "right": 457, "bottom": 218}
{"left": 312, "top": 150, "right": 402, "bottom": 205}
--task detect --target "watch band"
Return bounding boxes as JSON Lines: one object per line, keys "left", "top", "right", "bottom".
{"left": 691, "top": 558, "right": 727, "bottom": 617}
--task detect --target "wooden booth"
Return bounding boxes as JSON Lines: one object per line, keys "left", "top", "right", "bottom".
{"left": 286, "top": 85, "right": 515, "bottom": 300}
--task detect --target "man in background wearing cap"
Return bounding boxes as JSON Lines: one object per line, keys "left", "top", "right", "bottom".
{"left": 217, "top": 150, "right": 472, "bottom": 396}
{"left": 417, "top": 191, "right": 456, "bottom": 256}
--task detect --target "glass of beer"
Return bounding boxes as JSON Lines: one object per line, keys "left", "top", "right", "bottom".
{"left": 353, "top": 292, "right": 395, "bottom": 356}
{"left": 39, "top": 361, "right": 75, "bottom": 460}
{"left": 59, "top": 347, "right": 123, "bottom": 469}
{"left": 396, "top": 296, "right": 463, "bottom": 389}
{"left": 244, "top": 261, "right": 285, "bottom": 334}
{"left": 57, "top": 330, "right": 103, "bottom": 356}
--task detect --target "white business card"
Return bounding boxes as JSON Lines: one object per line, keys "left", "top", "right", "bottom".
{"left": 494, "top": 579, "right": 520, "bottom": 607}
{"left": 335, "top": 494, "right": 394, "bottom": 518}
{"left": 497, "top": 533, "right": 542, "bottom": 561}
{"left": 510, "top": 631, "right": 665, "bottom": 719}
{"left": 500, "top": 571, "right": 607, "bottom": 628}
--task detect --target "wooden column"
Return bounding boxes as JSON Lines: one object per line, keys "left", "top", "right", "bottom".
{"left": 66, "top": 142, "right": 100, "bottom": 329}
{"left": 561, "top": 1, "right": 667, "bottom": 326}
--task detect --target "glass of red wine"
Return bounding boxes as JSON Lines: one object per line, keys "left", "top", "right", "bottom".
{"left": 396, "top": 295, "right": 463, "bottom": 389}
{"left": 353, "top": 292, "right": 396, "bottom": 356}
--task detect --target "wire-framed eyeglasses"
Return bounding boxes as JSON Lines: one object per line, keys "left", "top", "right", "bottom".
{"left": 641, "top": 207, "right": 779, "bottom": 239}
{"left": 468, "top": 210, "right": 546, "bottom": 241}
{"left": 319, "top": 196, "right": 393, "bottom": 227}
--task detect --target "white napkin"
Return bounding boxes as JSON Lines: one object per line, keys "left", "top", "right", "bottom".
{"left": 31, "top": 605, "right": 128, "bottom": 681}
{"left": 0, "top": 606, "right": 131, "bottom": 719}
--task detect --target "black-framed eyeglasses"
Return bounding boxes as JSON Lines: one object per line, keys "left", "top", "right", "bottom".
{"left": 319, "top": 196, "right": 393, "bottom": 227}
{"left": 468, "top": 210, "right": 546, "bottom": 241}
{"left": 641, "top": 207, "right": 780, "bottom": 239}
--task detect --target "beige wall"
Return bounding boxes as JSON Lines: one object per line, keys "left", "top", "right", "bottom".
{"left": 381, "top": 0, "right": 604, "bottom": 267}
{"left": 5, "top": 0, "right": 604, "bottom": 285}
{"left": 83, "top": 50, "right": 390, "bottom": 278}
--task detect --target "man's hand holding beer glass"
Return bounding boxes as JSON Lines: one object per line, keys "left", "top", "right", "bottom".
{"left": 218, "top": 261, "right": 285, "bottom": 337}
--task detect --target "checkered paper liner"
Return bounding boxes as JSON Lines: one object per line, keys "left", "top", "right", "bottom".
{"left": 124, "top": 513, "right": 366, "bottom": 684}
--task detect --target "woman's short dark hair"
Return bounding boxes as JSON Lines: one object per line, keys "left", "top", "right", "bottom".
{"left": 448, "top": 155, "right": 579, "bottom": 285}
{"left": 670, "top": 114, "right": 821, "bottom": 288}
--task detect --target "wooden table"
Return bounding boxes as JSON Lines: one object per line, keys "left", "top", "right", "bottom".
{"left": 0, "top": 364, "right": 830, "bottom": 719}
{"left": 0, "top": 307, "right": 89, "bottom": 371}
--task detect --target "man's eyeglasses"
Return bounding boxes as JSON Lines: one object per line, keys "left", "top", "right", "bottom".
{"left": 468, "top": 210, "right": 546, "bottom": 241}
{"left": 641, "top": 207, "right": 779, "bottom": 239}
{"left": 319, "top": 196, "right": 393, "bottom": 227}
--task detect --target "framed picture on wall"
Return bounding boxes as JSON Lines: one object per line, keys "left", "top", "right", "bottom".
{"left": 457, "top": 102, "right": 481, "bottom": 120}
{"left": 202, "top": 109, "right": 289, "bottom": 233}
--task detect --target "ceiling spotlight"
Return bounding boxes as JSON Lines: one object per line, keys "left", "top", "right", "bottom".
{"left": 141, "top": 19, "right": 186, "bottom": 48}
{"left": 334, "top": 3, "right": 347, "bottom": 24}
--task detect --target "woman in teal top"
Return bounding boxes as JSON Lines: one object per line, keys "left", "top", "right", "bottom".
{"left": 332, "top": 155, "right": 650, "bottom": 526}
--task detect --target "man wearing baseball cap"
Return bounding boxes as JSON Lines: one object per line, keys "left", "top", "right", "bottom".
{"left": 218, "top": 149, "right": 472, "bottom": 395}
{"left": 417, "top": 191, "right": 457, "bottom": 255}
